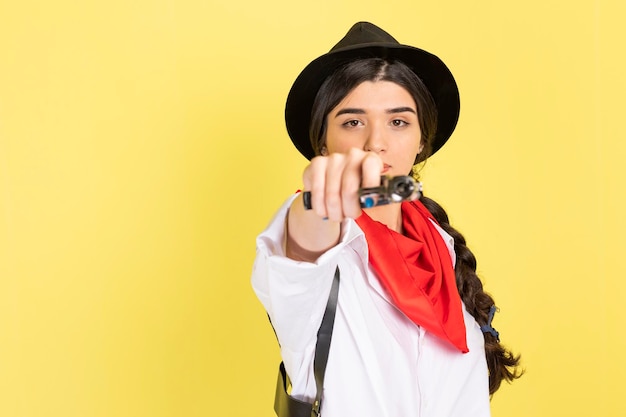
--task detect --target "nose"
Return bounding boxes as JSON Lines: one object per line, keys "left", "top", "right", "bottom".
{"left": 364, "top": 124, "right": 387, "bottom": 153}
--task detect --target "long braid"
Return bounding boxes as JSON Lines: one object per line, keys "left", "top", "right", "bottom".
{"left": 420, "top": 195, "right": 523, "bottom": 394}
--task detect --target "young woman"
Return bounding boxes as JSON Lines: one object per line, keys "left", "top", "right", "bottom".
{"left": 252, "top": 22, "right": 521, "bottom": 416}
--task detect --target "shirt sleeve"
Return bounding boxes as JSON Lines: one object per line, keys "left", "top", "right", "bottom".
{"left": 251, "top": 193, "right": 365, "bottom": 400}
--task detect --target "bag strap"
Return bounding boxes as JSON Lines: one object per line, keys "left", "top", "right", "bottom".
{"left": 272, "top": 267, "right": 340, "bottom": 417}
{"left": 311, "top": 266, "right": 340, "bottom": 415}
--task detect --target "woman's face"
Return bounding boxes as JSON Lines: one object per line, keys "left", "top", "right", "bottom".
{"left": 322, "top": 80, "right": 423, "bottom": 177}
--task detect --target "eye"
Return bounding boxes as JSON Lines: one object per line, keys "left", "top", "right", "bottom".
{"left": 391, "top": 119, "right": 408, "bottom": 127}
{"left": 343, "top": 119, "right": 363, "bottom": 128}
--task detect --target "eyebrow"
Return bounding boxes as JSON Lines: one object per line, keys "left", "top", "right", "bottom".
{"left": 334, "top": 107, "right": 416, "bottom": 117}
{"left": 388, "top": 107, "right": 417, "bottom": 115}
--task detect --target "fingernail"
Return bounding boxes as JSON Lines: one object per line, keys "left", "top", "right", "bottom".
{"left": 302, "top": 192, "right": 312, "bottom": 210}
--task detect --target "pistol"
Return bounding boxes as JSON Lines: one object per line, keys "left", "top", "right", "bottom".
{"left": 303, "top": 176, "right": 422, "bottom": 210}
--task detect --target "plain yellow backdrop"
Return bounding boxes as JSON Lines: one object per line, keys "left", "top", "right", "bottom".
{"left": 1, "top": 0, "right": 624, "bottom": 416}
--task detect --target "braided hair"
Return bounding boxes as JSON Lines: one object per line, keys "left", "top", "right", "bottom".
{"left": 419, "top": 195, "right": 523, "bottom": 394}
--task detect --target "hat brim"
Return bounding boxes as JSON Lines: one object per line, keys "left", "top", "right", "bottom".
{"left": 285, "top": 43, "right": 460, "bottom": 161}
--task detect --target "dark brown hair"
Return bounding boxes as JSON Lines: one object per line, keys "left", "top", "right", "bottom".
{"left": 309, "top": 57, "right": 523, "bottom": 394}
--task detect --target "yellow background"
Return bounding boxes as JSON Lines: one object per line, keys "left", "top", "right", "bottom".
{"left": 1, "top": 0, "right": 624, "bottom": 416}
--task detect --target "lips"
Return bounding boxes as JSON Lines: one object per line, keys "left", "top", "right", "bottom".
{"left": 381, "top": 164, "right": 391, "bottom": 174}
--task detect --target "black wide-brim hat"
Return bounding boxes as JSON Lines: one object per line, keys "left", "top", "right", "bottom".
{"left": 285, "top": 21, "right": 460, "bottom": 161}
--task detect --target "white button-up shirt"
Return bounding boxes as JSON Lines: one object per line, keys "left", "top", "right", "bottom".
{"left": 252, "top": 195, "right": 491, "bottom": 417}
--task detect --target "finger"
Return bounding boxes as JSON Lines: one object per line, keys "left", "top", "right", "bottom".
{"left": 341, "top": 149, "right": 365, "bottom": 218}
{"left": 304, "top": 156, "right": 328, "bottom": 218}
{"left": 361, "top": 152, "right": 384, "bottom": 189}
{"left": 324, "top": 154, "right": 346, "bottom": 222}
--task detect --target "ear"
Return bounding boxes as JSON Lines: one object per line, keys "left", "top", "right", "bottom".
{"left": 320, "top": 146, "right": 329, "bottom": 156}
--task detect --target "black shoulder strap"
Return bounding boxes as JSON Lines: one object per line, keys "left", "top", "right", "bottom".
{"left": 272, "top": 267, "right": 340, "bottom": 417}
{"left": 311, "top": 266, "right": 340, "bottom": 415}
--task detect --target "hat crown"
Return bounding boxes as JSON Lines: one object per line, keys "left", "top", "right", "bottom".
{"left": 331, "top": 22, "right": 399, "bottom": 52}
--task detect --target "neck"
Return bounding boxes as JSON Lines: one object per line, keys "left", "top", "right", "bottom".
{"left": 363, "top": 204, "right": 403, "bottom": 233}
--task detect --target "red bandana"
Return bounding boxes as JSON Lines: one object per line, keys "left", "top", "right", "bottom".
{"left": 355, "top": 200, "right": 468, "bottom": 353}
